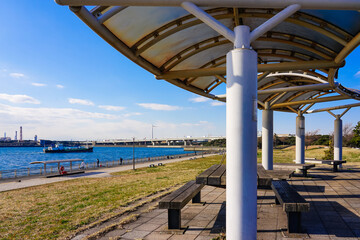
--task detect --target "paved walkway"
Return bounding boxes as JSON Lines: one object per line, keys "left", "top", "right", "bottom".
{"left": 0, "top": 154, "right": 216, "bottom": 193}
{"left": 92, "top": 164, "right": 360, "bottom": 240}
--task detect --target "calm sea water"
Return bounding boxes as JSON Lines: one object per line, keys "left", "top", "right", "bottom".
{"left": 0, "top": 147, "right": 193, "bottom": 171}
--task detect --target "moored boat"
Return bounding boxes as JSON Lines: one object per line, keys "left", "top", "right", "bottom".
{"left": 43, "top": 144, "right": 93, "bottom": 153}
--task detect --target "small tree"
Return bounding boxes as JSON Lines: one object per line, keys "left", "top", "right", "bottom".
{"left": 350, "top": 121, "right": 360, "bottom": 148}
{"left": 305, "top": 130, "right": 320, "bottom": 149}
{"left": 323, "top": 138, "right": 334, "bottom": 160}
{"left": 343, "top": 123, "right": 354, "bottom": 147}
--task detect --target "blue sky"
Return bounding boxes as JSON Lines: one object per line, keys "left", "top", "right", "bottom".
{"left": 0, "top": 0, "right": 359, "bottom": 140}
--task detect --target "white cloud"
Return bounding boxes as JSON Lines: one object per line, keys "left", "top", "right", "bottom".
{"left": 355, "top": 71, "right": 360, "bottom": 78}
{"left": 0, "top": 93, "right": 40, "bottom": 104}
{"left": 68, "top": 98, "right": 94, "bottom": 106}
{"left": 31, "top": 83, "right": 46, "bottom": 87}
{"left": 189, "top": 96, "right": 209, "bottom": 103}
{"left": 56, "top": 84, "right": 64, "bottom": 89}
{"left": 211, "top": 101, "right": 225, "bottom": 106}
{"left": 123, "top": 112, "right": 142, "bottom": 117}
{"left": 138, "top": 103, "right": 181, "bottom": 111}
{"left": 150, "top": 120, "right": 217, "bottom": 138}
{"left": 9, "top": 73, "right": 25, "bottom": 78}
{"left": 0, "top": 104, "right": 222, "bottom": 140}
{"left": 99, "top": 105, "right": 125, "bottom": 111}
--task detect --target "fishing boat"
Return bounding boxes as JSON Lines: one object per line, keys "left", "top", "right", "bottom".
{"left": 43, "top": 144, "right": 93, "bottom": 153}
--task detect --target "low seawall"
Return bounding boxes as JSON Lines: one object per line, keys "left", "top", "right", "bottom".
{"left": 184, "top": 147, "right": 225, "bottom": 151}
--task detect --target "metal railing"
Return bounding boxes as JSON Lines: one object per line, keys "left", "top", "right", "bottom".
{"left": 0, "top": 150, "right": 220, "bottom": 180}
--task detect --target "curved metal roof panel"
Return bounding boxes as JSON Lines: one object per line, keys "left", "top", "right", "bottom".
{"left": 57, "top": 1, "right": 360, "bottom": 112}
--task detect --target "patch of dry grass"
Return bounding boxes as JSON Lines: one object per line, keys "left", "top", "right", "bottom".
{"left": 0, "top": 155, "right": 221, "bottom": 240}
{"left": 257, "top": 146, "right": 360, "bottom": 163}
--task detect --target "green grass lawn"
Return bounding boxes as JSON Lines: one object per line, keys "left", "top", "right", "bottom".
{"left": 1, "top": 146, "right": 359, "bottom": 240}
{"left": 0, "top": 155, "right": 222, "bottom": 240}
{"left": 257, "top": 146, "right": 360, "bottom": 163}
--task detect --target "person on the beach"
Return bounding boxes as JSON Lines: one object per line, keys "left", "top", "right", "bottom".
{"left": 80, "top": 161, "right": 85, "bottom": 169}
{"left": 96, "top": 158, "right": 100, "bottom": 167}
{"left": 120, "top": 157, "right": 123, "bottom": 165}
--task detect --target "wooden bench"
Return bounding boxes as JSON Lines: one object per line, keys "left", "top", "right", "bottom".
{"left": 305, "top": 159, "right": 346, "bottom": 172}
{"left": 196, "top": 164, "right": 293, "bottom": 189}
{"left": 274, "top": 163, "right": 315, "bottom": 177}
{"left": 271, "top": 180, "right": 310, "bottom": 233}
{"left": 257, "top": 165, "right": 272, "bottom": 188}
{"left": 257, "top": 165, "right": 293, "bottom": 189}
{"left": 196, "top": 164, "right": 226, "bottom": 187}
{"left": 159, "top": 180, "right": 204, "bottom": 229}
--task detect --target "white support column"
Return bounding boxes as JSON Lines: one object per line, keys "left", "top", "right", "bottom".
{"left": 226, "top": 25, "right": 257, "bottom": 240}
{"left": 295, "top": 114, "right": 305, "bottom": 164}
{"left": 334, "top": 115, "right": 342, "bottom": 161}
{"left": 262, "top": 102, "right": 273, "bottom": 170}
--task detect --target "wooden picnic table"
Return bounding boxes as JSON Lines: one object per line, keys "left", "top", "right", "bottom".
{"left": 304, "top": 159, "right": 346, "bottom": 172}
{"left": 196, "top": 164, "right": 294, "bottom": 188}
{"left": 274, "top": 163, "right": 315, "bottom": 177}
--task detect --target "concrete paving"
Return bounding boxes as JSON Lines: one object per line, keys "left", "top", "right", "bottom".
{"left": 0, "top": 154, "right": 216, "bottom": 193}
{"left": 100, "top": 164, "right": 360, "bottom": 239}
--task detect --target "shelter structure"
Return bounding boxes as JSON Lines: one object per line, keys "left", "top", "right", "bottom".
{"left": 55, "top": 0, "right": 360, "bottom": 238}
{"left": 30, "top": 159, "right": 84, "bottom": 174}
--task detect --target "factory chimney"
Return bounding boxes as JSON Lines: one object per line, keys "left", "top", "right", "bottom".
{"left": 20, "top": 126, "right": 23, "bottom": 141}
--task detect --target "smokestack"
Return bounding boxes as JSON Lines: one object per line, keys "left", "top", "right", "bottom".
{"left": 15, "top": 131, "right": 17, "bottom": 140}
{"left": 20, "top": 126, "right": 23, "bottom": 141}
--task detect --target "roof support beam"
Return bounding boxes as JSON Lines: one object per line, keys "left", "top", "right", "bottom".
{"left": 335, "top": 31, "right": 360, "bottom": 63}
{"left": 266, "top": 72, "right": 328, "bottom": 83}
{"left": 258, "top": 83, "right": 332, "bottom": 95}
{"left": 270, "top": 92, "right": 287, "bottom": 106}
{"left": 181, "top": 2, "right": 235, "bottom": 43}
{"left": 182, "top": 2, "right": 300, "bottom": 46}
{"left": 305, "top": 102, "right": 360, "bottom": 113}
{"left": 156, "top": 60, "right": 345, "bottom": 79}
{"left": 301, "top": 102, "right": 315, "bottom": 113}
{"left": 249, "top": 4, "right": 301, "bottom": 42}
{"left": 327, "top": 110, "right": 337, "bottom": 118}
{"left": 56, "top": 0, "right": 360, "bottom": 10}
{"left": 271, "top": 95, "right": 348, "bottom": 108}
{"left": 286, "top": 106, "right": 298, "bottom": 114}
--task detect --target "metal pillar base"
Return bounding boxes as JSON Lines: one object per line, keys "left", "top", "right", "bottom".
{"left": 295, "top": 115, "right": 305, "bottom": 164}
{"left": 262, "top": 103, "right": 273, "bottom": 170}
{"left": 334, "top": 117, "right": 342, "bottom": 161}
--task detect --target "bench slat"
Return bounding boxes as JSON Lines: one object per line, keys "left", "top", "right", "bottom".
{"left": 257, "top": 165, "right": 271, "bottom": 178}
{"left": 170, "top": 183, "right": 204, "bottom": 209}
{"left": 271, "top": 181, "right": 309, "bottom": 212}
{"left": 221, "top": 169, "right": 226, "bottom": 186}
{"left": 274, "top": 163, "right": 315, "bottom": 170}
{"left": 159, "top": 181, "right": 197, "bottom": 209}
{"left": 196, "top": 164, "right": 221, "bottom": 184}
{"left": 267, "top": 170, "right": 293, "bottom": 180}
{"left": 208, "top": 165, "right": 226, "bottom": 186}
